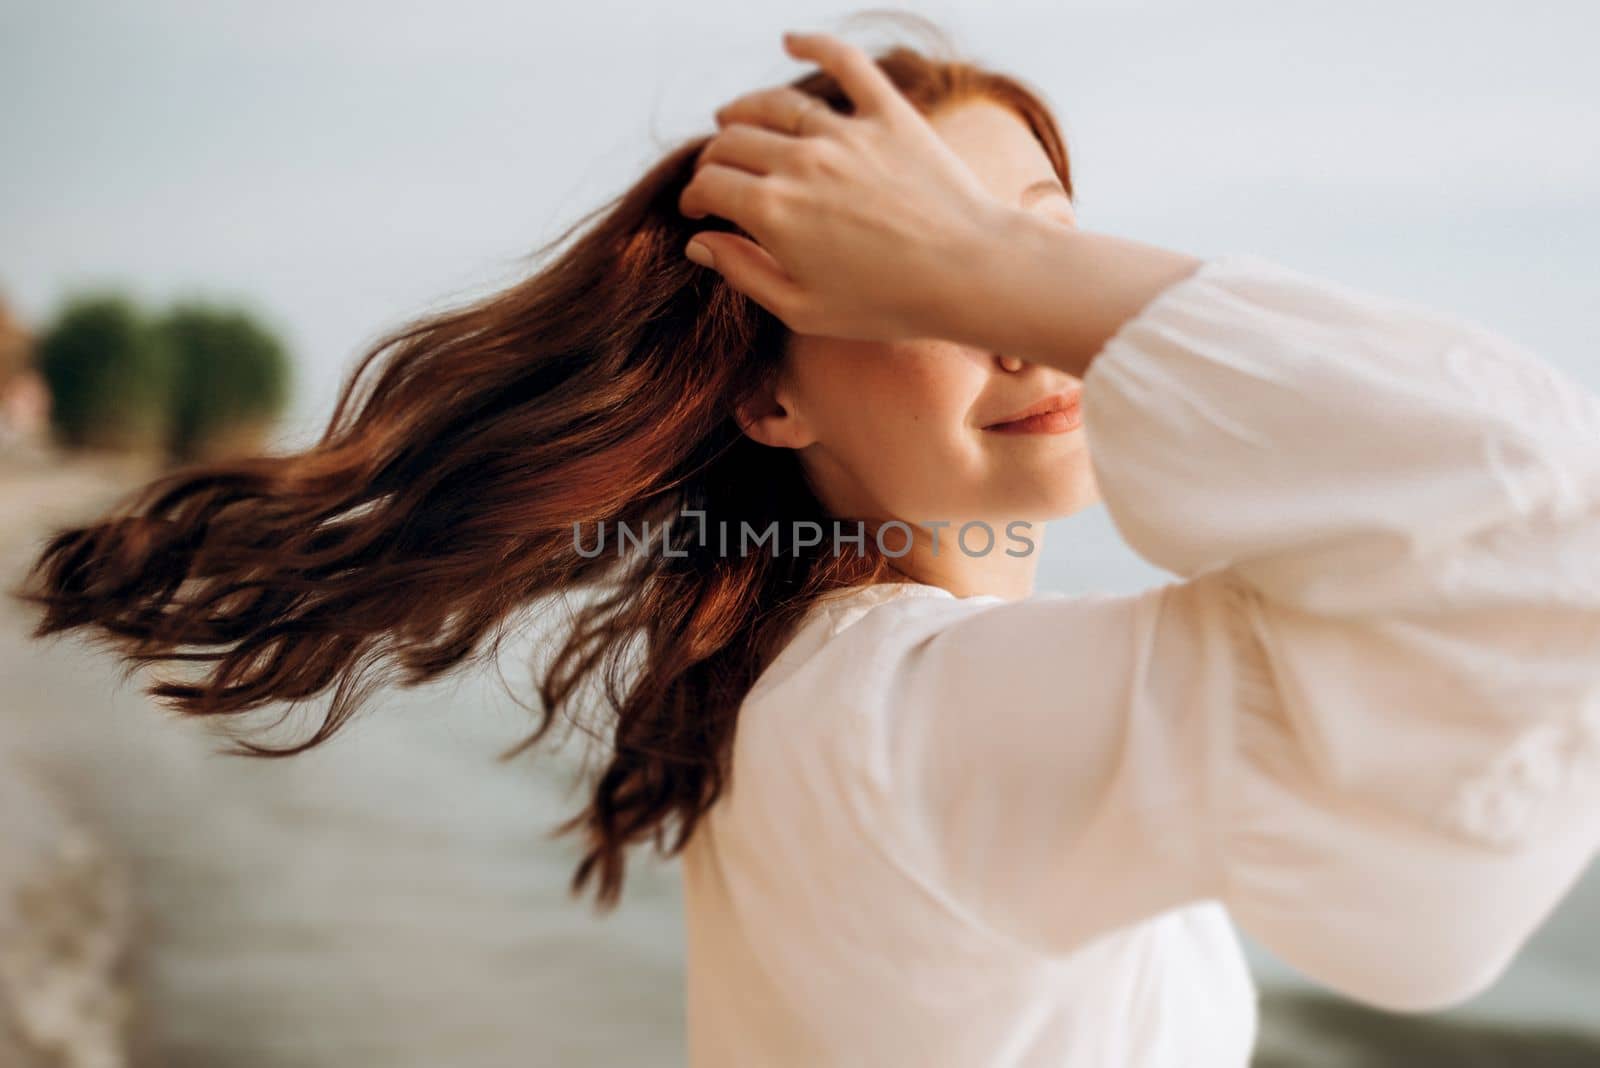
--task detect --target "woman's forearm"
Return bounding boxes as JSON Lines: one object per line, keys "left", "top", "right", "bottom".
{"left": 933, "top": 210, "right": 1203, "bottom": 378}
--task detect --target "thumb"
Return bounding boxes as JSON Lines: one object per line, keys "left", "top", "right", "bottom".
{"left": 685, "top": 233, "right": 803, "bottom": 318}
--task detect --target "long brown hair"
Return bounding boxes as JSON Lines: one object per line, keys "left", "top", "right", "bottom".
{"left": 13, "top": 18, "right": 1073, "bottom": 910}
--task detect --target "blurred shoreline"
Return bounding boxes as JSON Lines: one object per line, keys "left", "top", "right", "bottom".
{"left": 0, "top": 446, "right": 160, "bottom": 563}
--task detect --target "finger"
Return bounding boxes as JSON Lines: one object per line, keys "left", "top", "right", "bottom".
{"left": 678, "top": 161, "right": 764, "bottom": 224}
{"left": 714, "top": 86, "right": 847, "bottom": 138}
{"left": 781, "top": 32, "right": 901, "bottom": 118}
{"left": 694, "top": 123, "right": 807, "bottom": 179}
{"left": 684, "top": 232, "right": 808, "bottom": 329}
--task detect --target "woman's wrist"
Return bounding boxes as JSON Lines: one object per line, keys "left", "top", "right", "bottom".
{"left": 931, "top": 207, "right": 1204, "bottom": 378}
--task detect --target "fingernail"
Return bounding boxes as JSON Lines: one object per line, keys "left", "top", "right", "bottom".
{"left": 685, "top": 240, "right": 715, "bottom": 268}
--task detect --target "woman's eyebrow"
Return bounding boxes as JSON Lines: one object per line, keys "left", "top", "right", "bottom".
{"left": 1018, "top": 178, "right": 1070, "bottom": 208}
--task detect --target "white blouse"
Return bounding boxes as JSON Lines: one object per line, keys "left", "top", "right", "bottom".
{"left": 679, "top": 254, "right": 1600, "bottom": 1067}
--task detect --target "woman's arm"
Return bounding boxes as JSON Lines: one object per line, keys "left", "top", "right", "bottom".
{"left": 766, "top": 253, "right": 1600, "bottom": 1012}
{"left": 933, "top": 217, "right": 1202, "bottom": 379}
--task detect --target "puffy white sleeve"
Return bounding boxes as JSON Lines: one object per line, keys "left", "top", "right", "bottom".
{"left": 853, "top": 254, "right": 1600, "bottom": 1011}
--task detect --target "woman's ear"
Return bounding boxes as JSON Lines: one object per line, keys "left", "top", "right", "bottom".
{"left": 735, "top": 378, "right": 816, "bottom": 450}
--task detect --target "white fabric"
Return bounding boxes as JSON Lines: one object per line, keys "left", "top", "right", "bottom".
{"left": 679, "top": 254, "right": 1600, "bottom": 1067}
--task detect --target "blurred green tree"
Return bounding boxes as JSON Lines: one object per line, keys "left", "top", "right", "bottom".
{"left": 155, "top": 302, "right": 291, "bottom": 460}
{"left": 35, "top": 294, "right": 174, "bottom": 451}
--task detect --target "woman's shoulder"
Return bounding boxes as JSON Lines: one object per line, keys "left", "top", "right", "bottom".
{"left": 728, "top": 582, "right": 1019, "bottom": 816}
{"left": 744, "top": 581, "right": 999, "bottom": 702}
{"left": 737, "top": 579, "right": 1144, "bottom": 726}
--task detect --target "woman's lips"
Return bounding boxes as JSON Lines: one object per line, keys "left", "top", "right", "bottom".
{"left": 983, "top": 393, "right": 1084, "bottom": 434}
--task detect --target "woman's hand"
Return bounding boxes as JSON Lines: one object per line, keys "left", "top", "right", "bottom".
{"left": 678, "top": 31, "right": 1005, "bottom": 343}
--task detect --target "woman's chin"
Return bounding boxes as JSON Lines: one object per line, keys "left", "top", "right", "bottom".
{"left": 996, "top": 480, "right": 1099, "bottom": 525}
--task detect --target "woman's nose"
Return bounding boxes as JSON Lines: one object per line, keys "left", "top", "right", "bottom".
{"left": 996, "top": 353, "right": 1025, "bottom": 373}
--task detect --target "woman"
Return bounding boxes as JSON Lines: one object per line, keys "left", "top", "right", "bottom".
{"left": 18, "top": 24, "right": 1600, "bottom": 1068}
